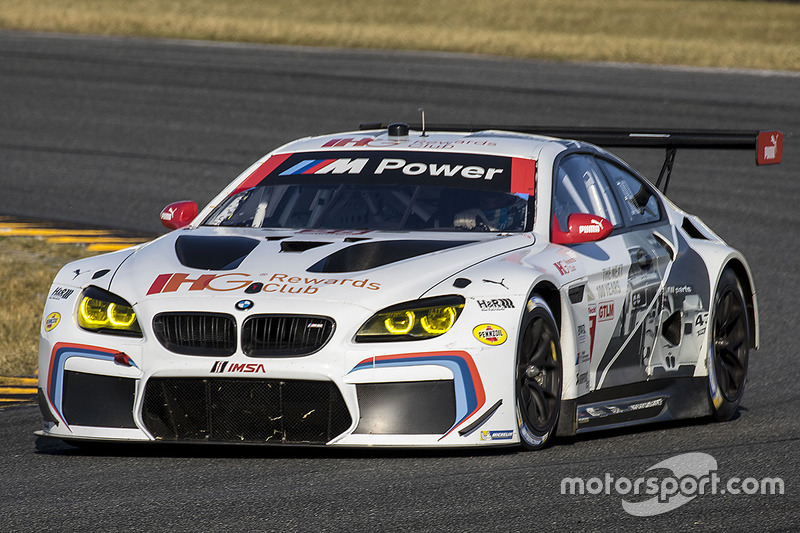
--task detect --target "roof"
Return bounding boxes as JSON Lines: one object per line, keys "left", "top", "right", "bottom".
{"left": 272, "top": 127, "right": 563, "bottom": 160}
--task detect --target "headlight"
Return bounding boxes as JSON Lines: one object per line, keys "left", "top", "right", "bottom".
{"left": 355, "top": 296, "right": 464, "bottom": 342}
{"left": 77, "top": 286, "right": 142, "bottom": 337}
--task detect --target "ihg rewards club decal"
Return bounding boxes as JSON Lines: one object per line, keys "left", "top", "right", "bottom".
{"left": 148, "top": 272, "right": 381, "bottom": 296}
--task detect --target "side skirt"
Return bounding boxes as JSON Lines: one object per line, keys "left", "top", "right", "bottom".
{"left": 559, "top": 377, "right": 711, "bottom": 436}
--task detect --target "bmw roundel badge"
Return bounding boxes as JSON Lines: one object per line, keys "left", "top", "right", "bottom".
{"left": 235, "top": 299, "right": 254, "bottom": 311}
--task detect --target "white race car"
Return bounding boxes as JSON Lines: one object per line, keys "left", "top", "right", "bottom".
{"left": 37, "top": 123, "right": 783, "bottom": 449}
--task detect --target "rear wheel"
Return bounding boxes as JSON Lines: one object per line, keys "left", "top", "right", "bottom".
{"left": 516, "top": 297, "right": 562, "bottom": 450}
{"left": 708, "top": 268, "right": 750, "bottom": 421}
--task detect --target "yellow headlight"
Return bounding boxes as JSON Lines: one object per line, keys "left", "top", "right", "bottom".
{"left": 79, "top": 297, "right": 111, "bottom": 326}
{"left": 384, "top": 311, "right": 415, "bottom": 334}
{"left": 108, "top": 302, "right": 137, "bottom": 327}
{"left": 420, "top": 306, "right": 458, "bottom": 334}
{"left": 76, "top": 287, "right": 141, "bottom": 336}
{"left": 356, "top": 296, "right": 464, "bottom": 342}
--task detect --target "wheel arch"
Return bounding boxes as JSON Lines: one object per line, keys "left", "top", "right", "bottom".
{"left": 528, "top": 281, "right": 561, "bottom": 331}
{"left": 526, "top": 280, "right": 579, "bottom": 437}
{"left": 721, "top": 258, "right": 758, "bottom": 350}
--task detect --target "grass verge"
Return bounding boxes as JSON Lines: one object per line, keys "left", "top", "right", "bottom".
{"left": 0, "top": 237, "right": 96, "bottom": 376}
{"left": 1, "top": 0, "right": 799, "bottom": 71}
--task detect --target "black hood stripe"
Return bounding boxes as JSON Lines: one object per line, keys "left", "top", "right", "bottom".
{"left": 308, "top": 240, "right": 475, "bottom": 273}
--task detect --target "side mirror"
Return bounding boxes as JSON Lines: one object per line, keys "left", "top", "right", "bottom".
{"left": 551, "top": 213, "right": 613, "bottom": 245}
{"left": 160, "top": 201, "right": 198, "bottom": 230}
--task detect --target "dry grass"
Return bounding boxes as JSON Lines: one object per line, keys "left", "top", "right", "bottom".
{"left": 0, "top": 0, "right": 798, "bottom": 70}
{"left": 0, "top": 237, "right": 95, "bottom": 375}
{"left": 0, "top": 1, "right": 796, "bottom": 374}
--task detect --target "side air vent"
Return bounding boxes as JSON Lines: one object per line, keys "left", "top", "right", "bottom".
{"left": 682, "top": 217, "right": 708, "bottom": 240}
{"left": 661, "top": 311, "right": 683, "bottom": 346}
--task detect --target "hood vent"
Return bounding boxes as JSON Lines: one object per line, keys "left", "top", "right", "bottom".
{"left": 308, "top": 240, "right": 475, "bottom": 273}
{"left": 175, "top": 235, "right": 260, "bottom": 270}
{"left": 280, "top": 241, "right": 332, "bottom": 253}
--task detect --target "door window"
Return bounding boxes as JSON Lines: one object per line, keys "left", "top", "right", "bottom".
{"left": 552, "top": 154, "right": 622, "bottom": 232}
{"left": 596, "top": 159, "right": 661, "bottom": 226}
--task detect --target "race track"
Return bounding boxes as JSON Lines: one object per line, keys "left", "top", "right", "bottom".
{"left": 1, "top": 31, "right": 798, "bottom": 531}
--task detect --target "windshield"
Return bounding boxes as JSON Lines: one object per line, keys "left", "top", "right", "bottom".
{"left": 204, "top": 184, "right": 530, "bottom": 232}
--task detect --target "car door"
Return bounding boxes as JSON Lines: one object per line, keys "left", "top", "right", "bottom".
{"left": 598, "top": 158, "right": 711, "bottom": 381}
{"left": 552, "top": 153, "right": 673, "bottom": 393}
{"left": 593, "top": 157, "right": 675, "bottom": 388}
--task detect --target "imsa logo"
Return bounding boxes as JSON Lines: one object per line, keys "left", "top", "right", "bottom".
{"left": 210, "top": 361, "right": 266, "bottom": 374}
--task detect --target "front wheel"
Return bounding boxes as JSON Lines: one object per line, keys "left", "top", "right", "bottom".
{"left": 708, "top": 268, "right": 750, "bottom": 421}
{"left": 516, "top": 296, "right": 562, "bottom": 450}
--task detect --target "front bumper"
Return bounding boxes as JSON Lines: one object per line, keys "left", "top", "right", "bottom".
{"left": 38, "top": 295, "right": 522, "bottom": 447}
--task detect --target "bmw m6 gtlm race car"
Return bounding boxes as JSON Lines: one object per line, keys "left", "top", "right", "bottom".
{"left": 37, "top": 123, "right": 783, "bottom": 449}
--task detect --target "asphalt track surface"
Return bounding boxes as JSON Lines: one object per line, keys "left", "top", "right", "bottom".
{"left": 1, "top": 31, "right": 799, "bottom": 532}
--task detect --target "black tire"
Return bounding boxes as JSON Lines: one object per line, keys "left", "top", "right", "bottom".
{"left": 516, "top": 296, "right": 562, "bottom": 450}
{"left": 708, "top": 268, "right": 750, "bottom": 421}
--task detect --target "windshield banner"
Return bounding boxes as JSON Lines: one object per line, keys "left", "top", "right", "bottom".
{"left": 235, "top": 151, "right": 535, "bottom": 195}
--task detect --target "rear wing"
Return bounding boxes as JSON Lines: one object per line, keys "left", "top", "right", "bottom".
{"left": 359, "top": 123, "right": 783, "bottom": 193}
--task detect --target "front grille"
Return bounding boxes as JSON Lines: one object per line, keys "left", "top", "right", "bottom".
{"left": 141, "top": 377, "right": 352, "bottom": 444}
{"left": 242, "top": 315, "right": 335, "bottom": 357}
{"left": 153, "top": 313, "right": 236, "bottom": 356}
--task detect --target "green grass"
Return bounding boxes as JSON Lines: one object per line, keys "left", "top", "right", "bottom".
{"left": 1, "top": 0, "right": 799, "bottom": 70}
{"left": 0, "top": 238, "right": 96, "bottom": 375}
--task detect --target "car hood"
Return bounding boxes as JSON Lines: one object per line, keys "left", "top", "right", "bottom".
{"left": 108, "top": 227, "right": 534, "bottom": 310}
